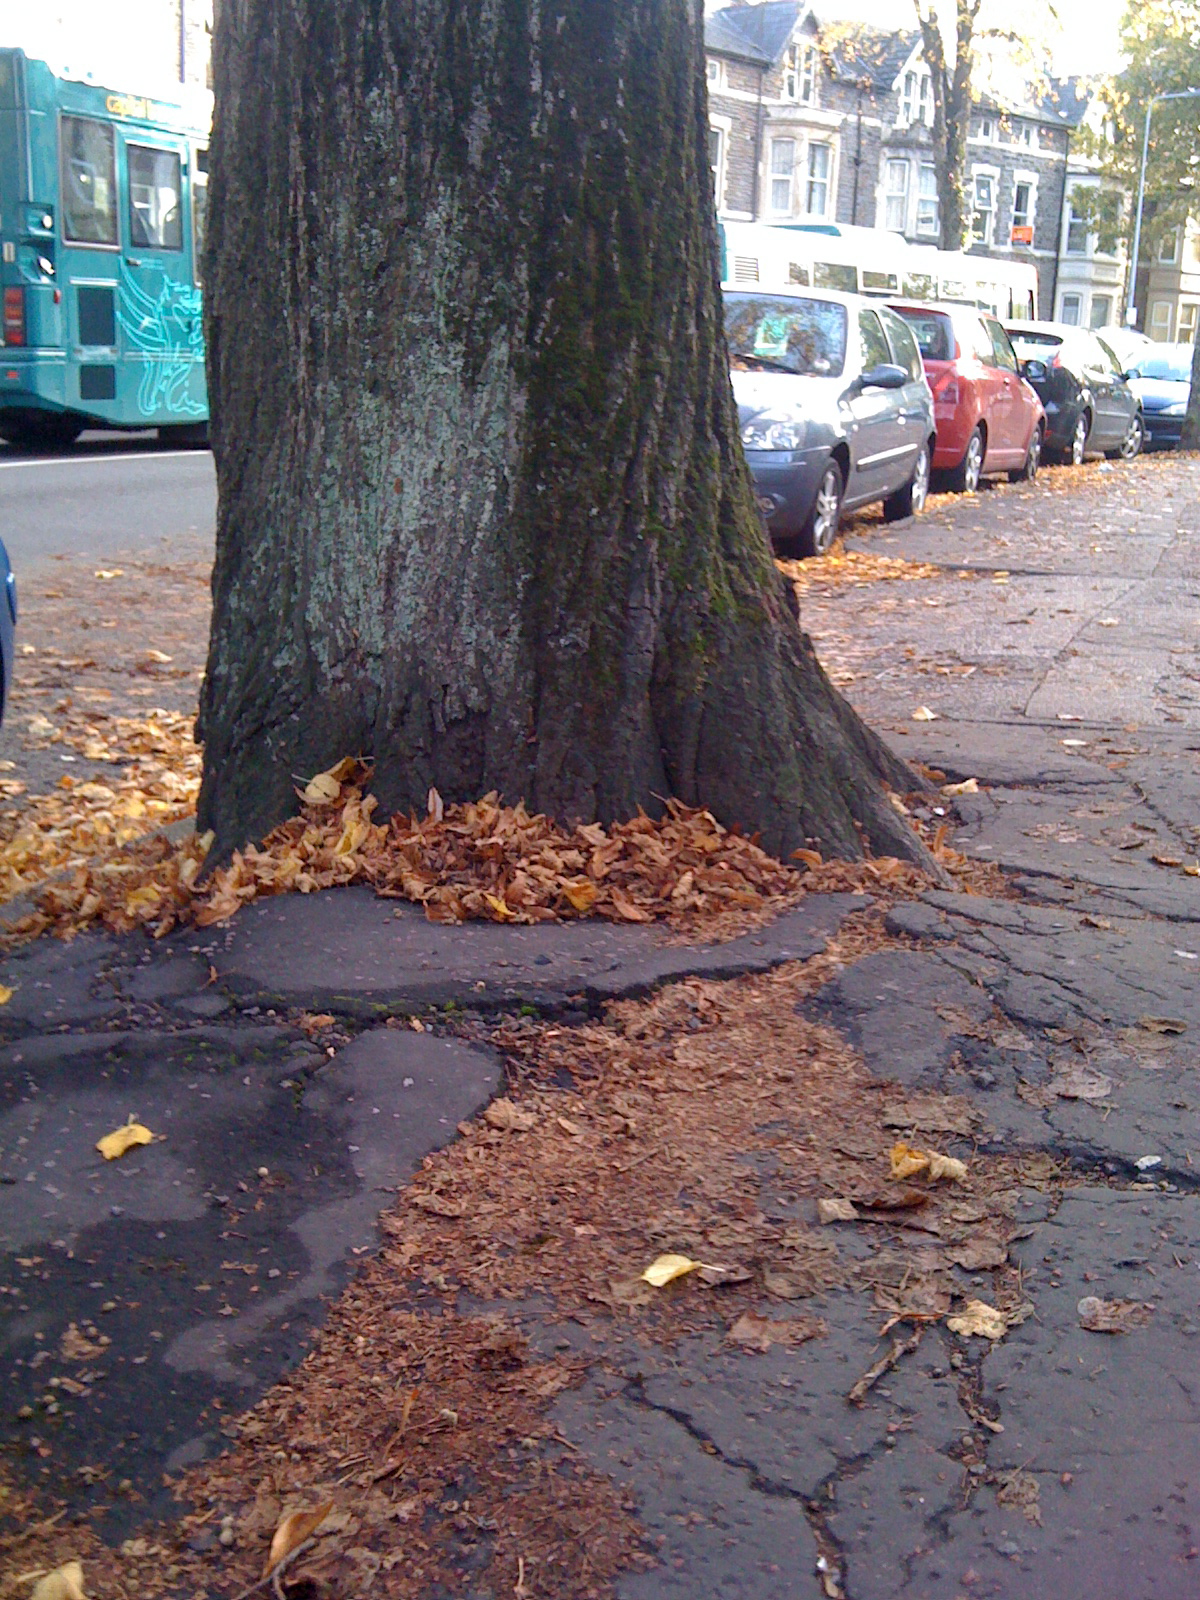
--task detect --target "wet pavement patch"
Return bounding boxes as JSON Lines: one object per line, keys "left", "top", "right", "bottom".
{"left": 0, "top": 1024, "right": 499, "bottom": 1533}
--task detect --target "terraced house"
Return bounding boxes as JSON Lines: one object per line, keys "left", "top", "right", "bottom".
{"left": 705, "top": 2, "right": 1114, "bottom": 320}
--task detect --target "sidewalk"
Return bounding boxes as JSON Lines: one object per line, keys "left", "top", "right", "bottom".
{"left": 2, "top": 455, "right": 1199, "bottom": 1600}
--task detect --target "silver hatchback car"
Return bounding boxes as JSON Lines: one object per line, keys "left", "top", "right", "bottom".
{"left": 726, "top": 286, "right": 936, "bottom": 557}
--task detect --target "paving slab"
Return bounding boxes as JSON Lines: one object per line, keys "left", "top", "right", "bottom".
{"left": 0, "top": 1025, "right": 499, "bottom": 1532}
{"left": 196, "top": 887, "right": 867, "bottom": 1015}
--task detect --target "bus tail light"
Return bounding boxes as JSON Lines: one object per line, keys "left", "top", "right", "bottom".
{"left": 2, "top": 287, "right": 24, "bottom": 347}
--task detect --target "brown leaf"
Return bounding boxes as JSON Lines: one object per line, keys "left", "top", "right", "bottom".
{"left": 817, "top": 1197, "right": 859, "bottom": 1225}
{"left": 30, "top": 1563, "right": 85, "bottom": 1600}
{"left": 1077, "top": 1295, "right": 1153, "bottom": 1334}
{"left": 263, "top": 1501, "right": 334, "bottom": 1577}
{"left": 483, "top": 1098, "right": 537, "bottom": 1133}
{"left": 727, "top": 1310, "right": 827, "bottom": 1353}
{"left": 1138, "top": 1016, "right": 1186, "bottom": 1035}
{"left": 995, "top": 1469, "right": 1042, "bottom": 1525}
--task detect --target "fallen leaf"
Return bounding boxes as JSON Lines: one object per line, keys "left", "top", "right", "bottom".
{"left": 946, "top": 1299, "right": 1007, "bottom": 1340}
{"left": 483, "top": 1098, "right": 537, "bottom": 1133}
{"left": 928, "top": 1152, "right": 968, "bottom": 1182}
{"left": 300, "top": 771, "right": 343, "bottom": 807}
{"left": 1077, "top": 1295, "right": 1153, "bottom": 1334}
{"left": 695, "top": 1263, "right": 751, "bottom": 1288}
{"left": 911, "top": 706, "right": 939, "bottom": 722}
{"left": 641, "top": 1253, "right": 702, "bottom": 1288}
{"left": 562, "top": 878, "right": 597, "bottom": 912}
{"left": 946, "top": 1237, "right": 1009, "bottom": 1271}
{"left": 427, "top": 787, "right": 444, "bottom": 823}
{"left": 1139, "top": 1016, "right": 1186, "bottom": 1035}
{"left": 1061, "top": 738, "right": 1088, "bottom": 749}
{"left": 1152, "top": 854, "right": 1182, "bottom": 868}
{"left": 995, "top": 1469, "right": 1042, "bottom": 1525}
{"left": 889, "top": 1141, "right": 967, "bottom": 1182}
{"left": 1184, "top": 862, "right": 1200, "bottom": 878}
{"left": 1051, "top": 1064, "right": 1113, "bottom": 1102}
{"left": 1081, "top": 913, "right": 1112, "bottom": 930}
{"left": 941, "top": 778, "right": 979, "bottom": 796}
{"left": 762, "top": 1269, "right": 809, "bottom": 1300}
{"left": 93, "top": 568, "right": 124, "bottom": 580}
{"left": 263, "top": 1501, "right": 335, "bottom": 1578}
{"left": 1098, "top": 616, "right": 1120, "bottom": 626}
{"left": 142, "top": 649, "right": 174, "bottom": 664}
{"left": 0, "top": 984, "right": 12, "bottom": 1005}
{"left": 791, "top": 847, "right": 823, "bottom": 868}
{"left": 31, "top": 1563, "right": 85, "bottom": 1600}
{"left": 817, "top": 1197, "right": 859, "bottom": 1224}
{"left": 95, "top": 1120, "right": 154, "bottom": 1161}
{"left": 727, "top": 1310, "right": 827, "bottom": 1352}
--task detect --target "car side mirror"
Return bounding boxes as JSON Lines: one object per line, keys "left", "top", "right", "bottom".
{"left": 1021, "top": 359, "right": 1048, "bottom": 381}
{"left": 861, "top": 363, "right": 908, "bottom": 390}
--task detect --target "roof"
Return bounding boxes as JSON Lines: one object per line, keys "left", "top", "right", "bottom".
{"left": 976, "top": 75, "right": 1092, "bottom": 128}
{"left": 818, "top": 21, "right": 918, "bottom": 89}
{"left": 704, "top": 2, "right": 806, "bottom": 67}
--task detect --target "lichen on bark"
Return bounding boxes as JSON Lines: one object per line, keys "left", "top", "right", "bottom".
{"left": 198, "top": 0, "right": 927, "bottom": 867}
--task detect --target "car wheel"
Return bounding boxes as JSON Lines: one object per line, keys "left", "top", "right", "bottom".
{"left": 882, "top": 440, "right": 931, "bottom": 523}
{"left": 1067, "top": 410, "right": 1090, "bottom": 466}
{"left": 1009, "top": 424, "right": 1043, "bottom": 483}
{"left": 947, "top": 425, "right": 985, "bottom": 493}
{"left": 795, "top": 459, "right": 843, "bottom": 558}
{"left": 1117, "top": 411, "right": 1144, "bottom": 461}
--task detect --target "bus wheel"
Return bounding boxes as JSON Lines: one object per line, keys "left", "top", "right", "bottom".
{"left": 0, "top": 414, "right": 83, "bottom": 450}
{"left": 158, "top": 422, "right": 210, "bottom": 448}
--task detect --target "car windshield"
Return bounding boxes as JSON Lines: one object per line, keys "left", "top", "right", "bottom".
{"left": 724, "top": 293, "right": 848, "bottom": 378}
{"left": 1137, "top": 349, "right": 1193, "bottom": 382}
{"left": 892, "top": 308, "right": 954, "bottom": 361}
{"left": 1008, "top": 330, "right": 1062, "bottom": 362}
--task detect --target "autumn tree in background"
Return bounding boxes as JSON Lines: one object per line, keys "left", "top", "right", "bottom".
{"left": 197, "top": 0, "right": 927, "bottom": 869}
{"left": 1090, "top": 0, "right": 1200, "bottom": 445}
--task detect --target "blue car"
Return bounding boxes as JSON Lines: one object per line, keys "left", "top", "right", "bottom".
{"left": 1124, "top": 343, "right": 1193, "bottom": 450}
{"left": 0, "top": 537, "right": 15, "bottom": 724}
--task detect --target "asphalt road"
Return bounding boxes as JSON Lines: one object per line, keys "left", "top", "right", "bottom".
{"left": 0, "top": 432, "right": 216, "bottom": 575}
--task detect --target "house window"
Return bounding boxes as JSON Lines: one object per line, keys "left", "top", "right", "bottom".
{"left": 769, "top": 138, "right": 795, "bottom": 215}
{"left": 806, "top": 142, "right": 831, "bottom": 217}
{"left": 916, "top": 163, "right": 939, "bottom": 236}
{"left": 1179, "top": 303, "right": 1198, "bottom": 343}
{"left": 1011, "top": 178, "right": 1034, "bottom": 244}
{"left": 708, "top": 124, "right": 727, "bottom": 209}
{"left": 1150, "top": 300, "right": 1174, "bottom": 339}
{"left": 1159, "top": 229, "right": 1181, "bottom": 264}
{"left": 978, "top": 115, "right": 995, "bottom": 141}
{"left": 706, "top": 58, "right": 725, "bottom": 91}
{"left": 901, "top": 69, "right": 932, "bottom": 127}
{"left": 1065, "top": 201, "right": 1088, "bottom": 255}
{"left": 885, "top": 159, "right": 910, "bottom": 232}
{"left": 971, "top": 172, "right": 995, "bottom": 245}
{"left": 783, "top": 41, "right": 817, "bottom": 106}
{"left": 1021, "top": 125, "right": 1034, "bottom": 147}
{"left": 1089, "top": 295, "right": 1112, "bottom": 329}
{"left": 1060, "top": 293, "right": 1082, "bottom": 325}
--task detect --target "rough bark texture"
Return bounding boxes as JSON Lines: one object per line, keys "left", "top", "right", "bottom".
{"left": 198, "top": 0, "right": 924, "bottom": 865}
{"left": 915, "top": 1, "right": 976, "bottom": 253}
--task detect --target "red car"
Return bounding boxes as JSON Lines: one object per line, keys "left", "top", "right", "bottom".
{"left": 889, "top": 303, "right": 1046, "bottom": 492}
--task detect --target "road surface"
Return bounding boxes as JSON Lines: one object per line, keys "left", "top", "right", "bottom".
{"left": 0, "top": 433, "right": 216, "bottom": 575}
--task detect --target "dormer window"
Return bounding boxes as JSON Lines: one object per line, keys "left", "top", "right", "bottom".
{"left": 979, "top": 114, "right": 995, "bottom": 141}
{"left": 783, "top": 41, "right": 818, "bottom": 106}
{"left": 900, "top": 69, "right": 932, "bottom": 127}
{"left": 706, "top": 58, "right": 726, "bottom": 92}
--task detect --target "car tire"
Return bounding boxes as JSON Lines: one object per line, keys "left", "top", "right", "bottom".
{"left": 882, "top": 439, "right": 931, "bottom": 523}
{"left": 1110, "top": 411, "right": 1144, "bottom": 462}
{"left": 793, "top": 458, "right": 843, "bottom": 559}
{"left": 947, "top": 425, "right": 985, "bottom": 493}
{"left": 1064, "top": 409, "right": 1090, "bottom": 466}
{"left": 1009, "top": 424, "right": 1043, "bottom": 483}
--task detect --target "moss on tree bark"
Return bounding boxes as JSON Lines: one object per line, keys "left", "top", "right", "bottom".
{"left": 198, "top": 0, "right": 927, "bottom": 866}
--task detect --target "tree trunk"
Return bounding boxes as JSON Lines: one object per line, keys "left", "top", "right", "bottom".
{"left": 1181, "top": 336, "right": 1200, "bottom": 449}
{"left": 198, "top": 0, "right": 925, "bottom": 868}
{"left": 917, "top": 1, "right": 976, "bottom": 252}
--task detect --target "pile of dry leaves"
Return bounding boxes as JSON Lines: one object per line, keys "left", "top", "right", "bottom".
{"left": 4, "top": 761, "right": 940, "bottom": 946}
{"left": 778, "top": 542, "right": 947, "bottom": 596}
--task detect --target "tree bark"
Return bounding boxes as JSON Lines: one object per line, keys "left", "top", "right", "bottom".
{"left": 916, "top": 0, "right": 979, "bottom": 252}
{"left": 198, "top": 0, "right": 926, "bottom": 867}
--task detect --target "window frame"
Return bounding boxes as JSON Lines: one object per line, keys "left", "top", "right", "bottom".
{"left": 1178, "top": 302, "right": 1198, "bottom": 343}
{"left": 706, "top": 57, "right": 726, "bottom": 92}
{"left": 1060, "top": 292, "right": 1082, "bottom": 326}
{"left": 768, "top": 138, "right": 796, "bottom": 217}
{"left": 885, "top": 158, "right": 911, "bottom": 233}
{"left": 916, "top": 163, "right": 939, "bottom": 237}
{"left": 1149, "top": 299, "right": 1174, "bottom": 340}
{"left": 805, "top": 140, "right": 832, "bottom": 219}
{"left": 1088, "top": 295, "right": 1112, "bottom": 331}
{"left": 1065, "top": 195, "right": 1089, "bottom": 256}
{"left": 970, "top": 167, "right": 998, "bottom": 247}
{"left": 59, "top": 113, "right": 120, "bottom": 250}
{"left": 900, "top": 67, "right": 932, "bottom": 128}
{"left": 1010, "top": 170, "right": 1037, "bottom": 245}
{"left": 781, "top": 39, "right": 818, "bottom": 106}
{"left": 126, "top": 140, "right": 184, "bottom": 253}
{"left": 708, "top": 119, "right": 730, "bottom": 213}
{"left": 1158, "top": 228, "right": 1181, "bottom": 265}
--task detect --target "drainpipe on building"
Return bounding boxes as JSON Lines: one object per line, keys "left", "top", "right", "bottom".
{"left": 851, "top": 88, "right": 864, "bottom": 224}
{"left": 1049, "top": 124, "right": 1070, "bottom": 319}
{"left": 179, "top": 0, "right": 187, "bottom": 85}
{"left": 751, "top": 63, "right": 765, "bottom": 222}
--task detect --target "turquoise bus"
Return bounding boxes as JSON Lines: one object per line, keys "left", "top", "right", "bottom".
{"left": 0, "top": 49, "right": 211, "bottom": 447}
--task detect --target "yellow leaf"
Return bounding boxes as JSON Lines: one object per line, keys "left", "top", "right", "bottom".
{"left": 641, "top": 1253, "right": 701, "bottom": 1288}
{"left": 563, "top": 878, "right": 597, "bottom": 912}
{"left": 791, "top": 848, "right": 823, "bottom": 868}
{"left": 94, "top": 568, "right": 124, "bottom": 580}
{"left": 484, "top": 893, "right": 514, "bottom": 920}
{"left": 96, "top": 1121, "right": 154, "bottom": 1161}
{"left": 31, "top": 1562, "right": 85, "bottom": 1600}
{"left": 927, "top": 1152, "right": 968, "bottom": 1182}
{"left": 911, "top": 706, "right": 939, "bottom": 722}
{"left": 263, "top": 1501, "right": 334, "bottom": 1579}
{"left": 941, "top": 778, "right": 979, "bottom": 797}
{"left": 301, "top": 771, "right": 342, "bottom": 806}
{"left": 946, "top": 1300, "right": 1007, "bottom": 1340}
{"left": 143, "top": 649, "right": 174, "bottom": 663}
{"left": 889, "top": 1141, "right": 930, "bottom": 1180}
{"left": 1184, "top": 862, "right": 1200, "bottom": 878}
{"left": 0, "top": 984, "right": 12, "bottom": 1006}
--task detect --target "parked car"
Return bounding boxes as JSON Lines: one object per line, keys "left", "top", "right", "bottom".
{"left": 0, "top": 537, "right": 15, "bottom": 725}
{"left": 1003, "top": 321, "right": 1143, "bottom": 464}
{"left": 1122, "top": 342, "right": 1194, "bottom": 450}
{"left": 889, "top": 302, "right": 1045, "bottom": 491}
{"left": 1095, "top": 326, "right": 1152, "bottom": 375}
{"left": 725, "top": 287, "right": 936, "bottom": 557}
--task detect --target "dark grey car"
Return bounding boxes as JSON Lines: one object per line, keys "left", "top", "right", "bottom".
{"left": 726, "top": 286, "right": 936, "bottom": 557}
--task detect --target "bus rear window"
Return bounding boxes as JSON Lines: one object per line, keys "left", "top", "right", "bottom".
{"left": 61, "top": 116, "right": 118, "bottom": 246}
{"left": 128, "top": 144, "right": 183, "bottom": 250}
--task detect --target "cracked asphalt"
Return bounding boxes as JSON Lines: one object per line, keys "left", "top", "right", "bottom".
{"left": 2, "top": 453, "right": 1200, "bottom": 1597}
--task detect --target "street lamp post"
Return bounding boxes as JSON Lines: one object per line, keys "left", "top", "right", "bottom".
{"left": 1126, "top": 88, "right": 1200, "bottom": 328}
